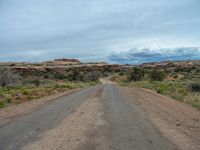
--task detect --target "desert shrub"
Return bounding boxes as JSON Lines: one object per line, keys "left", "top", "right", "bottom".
{"left": 129, "top": 81, "right": 156, "bottom": 90}
{"left": 0, "top": 88, "right": 4, "bottom": 97}
{"left": 149, "top": 69, "right": 166, "bottom": 81}
{"left": 174, "top": 66, "right": 195, "bottom": 73}
{"left": 68, "top": 69, "right": 83, "bottom": 81}
{"left": 22, "top": 90, "right": 29, "bottom": 95}
{"left": 155, "top": 82, "right": 187, "bottom": 101}
{"left": 5, "top": 96, "right": 12, "bottom": 103}
{"left": 0, "top": 68, "right": 20, "bottom": 87}
{"left": 27, "top": 95, "right": 35, "bottom": 100}
{"left": 174, "top": 66, "right": 184, "bottom": 72}
{"left": 0, "top": 101, "right": 5, "bottom": 108}
{"left": 171, "top": 91, "right": 185, "bottom": 101}
{"left": 57, "top": 84, "right": 75, "bottom": 89}
{"left": 83, "top": 71, "right": 101, "bottom": 81}
{"left": 119, "top": 72, "right": 124, "bottom": 76}
{"left": 184, "top": 93, "right": 200, "bottom": 109}
{"left": 53, "top": 84, "right": 60, "bottom": 89}
{"left": 44, "top": 74, "right": 50, "bottom": 79}
{"left": 127, "top": 67, "right": 145, "bottom": 82}
{"left": 53, "top": 72, "right": 66, "bottom": 79}
{"left": 156, "top": 83, "right": 171, "bottom": 94}
{"left": 30, "top": 80, "right": 41, "bottom": 87}
{"left": 189, "top": 83, "right": 200, "bottom": 92}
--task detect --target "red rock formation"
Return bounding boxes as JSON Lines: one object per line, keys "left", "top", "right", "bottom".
{"left": 54, "top": 58, "right": 80, "bottom": 63}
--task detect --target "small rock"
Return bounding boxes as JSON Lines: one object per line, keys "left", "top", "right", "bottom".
{"left": 175, "top": 120, "right": 181, "bottom": 126}
{"left": 176, "top": 122, "right": 181, "bottom": 126}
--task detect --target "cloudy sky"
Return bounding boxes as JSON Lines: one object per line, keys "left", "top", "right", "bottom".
{"left": 0, "top": 0, "right": 200, "bottom": 64}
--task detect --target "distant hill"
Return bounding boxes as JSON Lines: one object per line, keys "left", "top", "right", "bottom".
{"left": 139, "top": 60, "right": 200, "bottom": 68}
{"left": 0, "top": 58, "right": 119, "bottom": 75}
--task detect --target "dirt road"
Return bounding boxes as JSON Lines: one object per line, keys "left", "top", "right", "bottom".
{"left": 0, "top": 83, "right": 199, "bottom": 150}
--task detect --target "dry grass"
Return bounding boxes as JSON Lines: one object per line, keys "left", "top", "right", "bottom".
{"left": 0, "top": 80, "right": 99, "bottom": 108}
{"left": 184, "top": 93, "right": 200, "bottom": 109}
{"left": 113, "top": 74, "right": 200, "bottom": 110}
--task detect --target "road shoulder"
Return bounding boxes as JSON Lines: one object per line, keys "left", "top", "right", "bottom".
{"left": 0, "top": 89, "right": 81, "bottom": 127}
{"left": 121, "top": 86, "right": 200, "bottom": 150}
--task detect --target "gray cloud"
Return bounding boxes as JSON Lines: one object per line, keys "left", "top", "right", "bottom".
{"left": 109, "top": 47, "right": 200, "bottom": 64}
{"left": 0, "top": 0, "right": 200, "bottom": 62}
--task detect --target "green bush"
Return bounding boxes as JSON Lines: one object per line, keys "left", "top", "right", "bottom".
{"left": 0, "top": 101, "right": 5, "bottom": 108}
{"left": 58, "top": 84, "right": 74, "bottom": 89}
{"left": 149, "top": 69, "right": 166, "bottom": 81}
{"left": 5, "top": 96, "right": 12, "bottom": 103}
{"left": 30, "top": 80, "right": 41, "bottom": 87}
{"left": 0, "top": 88, "right": 4, "bottom": 97}
{"left": 157, "top": 83, "right": 170, "bottom": 94}
{"left": 68, "top": 69, "right": 83, "bottom": 81}
{"left": 127, "top": 67, "right": 145, "bottom": 82}
{"left": 53, "top": 84, "right": 60, "bottom": 89}
{"left": 44, "top": 74, "right": 50, "bottom": 79}
{"left": 119, "top": 72, "right": 124, "bottom": 76}
{"left": 22, "top": 90, "right": 29, "bottom": 95}
{"left": 189, "top": 83, "right": 200, "bottom": 92}
{"left": 53, "top": 72, "right": 66, "bottom": 79}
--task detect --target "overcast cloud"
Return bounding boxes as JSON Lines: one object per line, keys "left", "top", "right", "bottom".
{"left": 0, "top": 0, "right": 200, "bottom": 63}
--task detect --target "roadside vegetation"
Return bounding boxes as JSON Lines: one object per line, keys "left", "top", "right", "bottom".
{"left": 112, "top": 66, "right": 200, "bottom": 110}
{"left": 0, "top": 67, "right": 102, "bottom": 108}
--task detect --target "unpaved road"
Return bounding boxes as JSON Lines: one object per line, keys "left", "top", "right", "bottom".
{"left": 0, "top": 83, "right": 199, "bottom": 150}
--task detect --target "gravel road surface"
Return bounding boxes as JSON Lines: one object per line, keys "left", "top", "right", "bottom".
{"left": 0, "top": 83, "right": 199, "bottom": 150}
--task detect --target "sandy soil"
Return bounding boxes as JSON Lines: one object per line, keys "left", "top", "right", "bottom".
{"left": 99, "top": 78, "right": 115, "bottom": 84}
{"left": 122, "top": 86, "right": 200, "bottom": 150}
